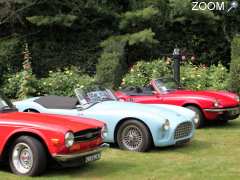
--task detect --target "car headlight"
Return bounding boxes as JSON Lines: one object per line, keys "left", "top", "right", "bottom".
{"left": 236, "top": 95, "right": 240, "bottom": 103}
{"left": 162, "top": 119, "right": 170, "bottom": 131}
{"left": 193, "top": 114, "right": 199, "bottom": 126}
{"left": 65, "top": 132, "right": 74, "bottom": 148}
{"left": 101, "top": 124, "right": 108, "bottom": 139}
{"left": 213, "top": 100, "right": 220, "bottom": 107}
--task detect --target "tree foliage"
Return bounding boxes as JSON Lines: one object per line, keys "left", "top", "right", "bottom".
{"left": 0, "top": 0, "right": 239, "bottom": 88}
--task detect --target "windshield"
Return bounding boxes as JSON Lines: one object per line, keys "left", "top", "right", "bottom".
{"left": 0, "top": 93, "right": 15, "bottom": 112}
{"left": 75, "top": 86, "right": 117, "bottom": 106}
{"left": 154, "top": 79, "right": 179, "bottom": 92}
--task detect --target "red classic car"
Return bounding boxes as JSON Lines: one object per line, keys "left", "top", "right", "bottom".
{"left": 0, "top": 93, "right": 108, "bottom": 176}
{"left": 115, "top": 78, "right": 240, "bottom": 128}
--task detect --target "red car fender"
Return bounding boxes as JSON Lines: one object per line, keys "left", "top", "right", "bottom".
{"left": 0, "top": 127, "right": 64, "bottom": 156}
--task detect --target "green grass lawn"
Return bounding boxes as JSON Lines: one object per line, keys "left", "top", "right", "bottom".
{"left": 2, "top": 119, "right": 240, "bottom": 180}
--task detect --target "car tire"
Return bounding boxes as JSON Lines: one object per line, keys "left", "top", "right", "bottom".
{"left": 9, "top": 136, "right": 47, "bottom": 176}
{"left": 218, "top": 119, "right": 229, "bottom": 124}
{"left": 185, "top": 106, "right": 205, "bottom": 128}
{"left": 117, "top": 120, "right": 152, "bottom": 152}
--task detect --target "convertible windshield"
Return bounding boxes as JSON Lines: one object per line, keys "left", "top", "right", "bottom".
{"left": 0, "top": 94, "right": 14, "bottom": 111}
{"left": 75, "top": 87, "right": 117, "bottom": 106}
{"left": 154, "top": 79, "right": 179, "bottom": 92}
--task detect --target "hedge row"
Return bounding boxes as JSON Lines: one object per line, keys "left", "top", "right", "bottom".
{"left": 2, "top": 59, "right": 233, "bottom": 100}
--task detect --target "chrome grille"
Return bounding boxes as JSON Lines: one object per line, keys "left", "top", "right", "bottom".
{"left": 74, "top": 128, "right": 101, "bottom": 142}
{"left": 174, "top": 122, "right": 193, "bottom": 140}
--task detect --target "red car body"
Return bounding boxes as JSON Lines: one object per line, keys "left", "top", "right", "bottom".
{"left": 0, "top": 94, "right": 107, "bottom": 176}
{"left": 116, "top": 78, "right": 240, "bottom": 124}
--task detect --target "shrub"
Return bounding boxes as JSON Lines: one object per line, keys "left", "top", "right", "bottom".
{"left": 2, "top": 43, "right": 38, "bottom": 99}
{"left": 39, "top": 67, "right": 95, "bottom": 96}
{"left": 2, "top": 71, "right": 39, "bottom": 99}
{"left": 208, "top": 64, "right": 229, "bottom": 90}
{"left": 96, "top": 38, "right": 127, "bottom": 89}
{"left": 17, "top": 43, "right": 37, "bottom": 99}
{"left": 180, "top": 63, "right": 209, "bottom": 90}
{"left": 122, "top": 59, "right": 229, "bottom": 91}
{"left": 96, "top": 52, "right": 127, "bottom": 89}
{"left": 229, "top": 36, "right": 240, "bottom": 93}
{"left": 122, "top": 59, "right": 172, "bottom": 87}
{"left": 2, "top": 72, "right": 24, "bottom": 99}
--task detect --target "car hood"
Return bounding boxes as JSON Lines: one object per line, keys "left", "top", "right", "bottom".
{"left": 90, "top": 101, "right": 194, "bottom": 123}
{"left": 165, "top": 90, "right": 239, "bottom": 107}
{"left": 0, "top": 112, "right": 103, "bottom": 133}
{"left": 148, "top": 104, "right": 196, "bottom": 118}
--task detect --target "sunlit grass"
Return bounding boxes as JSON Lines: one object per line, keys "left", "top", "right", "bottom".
{"left": 1, "top": 119, "right": 240, "bottom": 180}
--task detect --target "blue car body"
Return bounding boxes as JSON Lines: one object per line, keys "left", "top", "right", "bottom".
{"left": 14, "top": 97, "right": 196, "bottom": 147}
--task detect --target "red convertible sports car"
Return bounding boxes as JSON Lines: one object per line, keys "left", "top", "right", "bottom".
{"left": 115, "top": 78, "right": 240, "bottom": 128}
{"left": 0, "top": 93, "right": 108, "bottom": 176}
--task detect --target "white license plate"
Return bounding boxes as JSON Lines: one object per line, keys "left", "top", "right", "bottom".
{"left": 85, "top": 153, "right": 101, "bottom": 163}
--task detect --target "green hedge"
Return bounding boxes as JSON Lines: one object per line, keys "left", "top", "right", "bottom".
{"left": 122, "top": 60, "right": 229, "bottom": 91}
{"left": 2, "top": 67, "right": 95, "bottom": 98}
{"left": 229, "top": 36, "right": 240, "bottom": 93}
{"left": 2, "top": 60, "right": 231, "bottom": 99}
{"left": 39, "top": 68, "right": 95, "bottom": 96}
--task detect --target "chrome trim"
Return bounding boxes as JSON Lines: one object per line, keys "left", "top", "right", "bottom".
{"left": 53, "top": 143, "right": 109, "bottom": 162}
{"left": 204, "top": 106, "right": 240, "bottom": 112}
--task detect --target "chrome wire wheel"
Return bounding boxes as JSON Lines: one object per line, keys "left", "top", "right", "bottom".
{"left": 12, "top": 143, "right": 33, "bottom": 174}
{"left": 121, "top": 125, "right": 143, "bottom": 151}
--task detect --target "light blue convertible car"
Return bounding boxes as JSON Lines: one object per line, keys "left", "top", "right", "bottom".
{"left": 14, "top": 87, "right": 197, "bottom": 152}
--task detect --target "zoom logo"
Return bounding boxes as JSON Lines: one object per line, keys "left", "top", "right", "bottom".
{"left": 192, "top": 1, "right": 238, "bottom": 12}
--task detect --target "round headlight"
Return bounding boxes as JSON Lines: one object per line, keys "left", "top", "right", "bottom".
{"left": 193, "top": 114, "right": 199, "bottom": 126}
{"left": 65, "top": 132, "right": 74, "bottom": 148}
{"left": 213, "top": 100, "right": 220, "bottom": 107}
{"left": 236, "top": 95, "right": 240, "bottom": 103}
{"left": 101, "top": 124, "right": 108, "bottom": 139}
{"left": 162, "top": 119, "right": 170, "bottom": 131}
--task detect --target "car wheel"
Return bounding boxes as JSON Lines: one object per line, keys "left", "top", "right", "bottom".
{"left": 117, "top": 120, "right": 152, "bottom": 152}
{"left": 218, "top": 119, "right": 229, "bottom": 124}
{"left": 185, "top": 106, "right": 205, "bottom": 128}
{"left": 9, "top": 136, "right": 47, "bottom": 176}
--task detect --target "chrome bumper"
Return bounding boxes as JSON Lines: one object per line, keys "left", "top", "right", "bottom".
{"left": 53, "top": 143, "right": 109, "bottom": 162}
{"left": 204, "top": 106, "right": 240, "bottom": 112}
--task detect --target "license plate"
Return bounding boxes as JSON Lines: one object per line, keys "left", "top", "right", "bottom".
{"left": 85, "top": 153, "right": 101, "bottom": 163}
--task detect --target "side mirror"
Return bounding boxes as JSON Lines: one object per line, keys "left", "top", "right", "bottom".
{"left": 152, "top": 91, "right": 158, "bottom": 95}
{"left": 152, "top": 91, "right": 160, "bottom": 97}
{"left": 76, "top": 104, "right": 84, "bottom": 110}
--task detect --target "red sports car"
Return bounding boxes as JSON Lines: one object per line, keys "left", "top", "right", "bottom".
{"left": 115, "top": 78, "right": 240, "bottom": 128}
{"left": 0, "top": 93, "right": 108, "bottom": 176}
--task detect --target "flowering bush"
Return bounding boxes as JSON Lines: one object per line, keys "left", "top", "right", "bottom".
{"left": 3, "top": 72, "right": 25, "bottom": 99}
{"left": 3, "top": 43, "right": 38, "bottom": 99}
{"left": 38, "top": 67, "right": 95, "bottom": 96}
{"left": 121, "top": 59, "right": 172, "bottom": 87}
{"left": 2, "top": 67, "right": 95, "bottom": 99}
{"left": 180, "top": 63, "right": 209, "bottom": 90}
{"left": 2, "top": 59, "right": 230, "bottom": 99}
{"left": 17, "top": 43, "right": 37, "bottom": 99}
{"left": 208, "top": 64, "right": 230, "bottom": 90}
{"left": 122, "top": 59, "right": 229, "bottom": 91}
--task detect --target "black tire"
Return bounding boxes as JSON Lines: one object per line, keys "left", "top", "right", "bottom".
{"left": 9, "top": 136, "right": 47, "bottom": 176}
{"left": 218, "top": 119, "right": 229, "bottom": 124}
{"left": 185, "top": 105, "right": 205, "bottom": 128}
{"left": 116, "top": 120, "right": 152, "bottom": 152}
